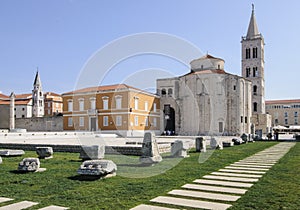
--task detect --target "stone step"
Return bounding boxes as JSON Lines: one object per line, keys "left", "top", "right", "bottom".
{"left": 193, "top": 179, "right": 253, "bottom": 188}
{"left": 225, "top": 166, "right": 269, "bottom": 171}
{"left": 211, "top": 172, "right": 262, "bottom": 178}
{"left": 203, "top": 175, "right": 258, "bottom": 183}
{"left": 0, "top": 198, "right": 13, "bottom": 204}
{"left": 230, "top": 164, "right": 272, "bottom": 168}
{"left": 38, "top": 205, "right": 69, "bottom": 210}
{"left": 130, "top": 204, "right": 179, "bottom": 210}
{"left": 168, "top": 189, "right": 241, "bottom": 202}
{"left": 151, "top": 196, "right": 232, "bottom": 210}
{"left": 182, "top": 184, "right": 247, "bottom": 194}
{"left": 219, "top": 169, "right": 266, "bottom": 174}
{"left": 0, "top": 201, "right": 38, "bottom": 210}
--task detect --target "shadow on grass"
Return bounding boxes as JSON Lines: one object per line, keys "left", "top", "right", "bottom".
{"left": 68, "top": 175, "right": 102, "bottom": 181}
{"left": 10, "top": 170, "right": 31, "bottom": 174}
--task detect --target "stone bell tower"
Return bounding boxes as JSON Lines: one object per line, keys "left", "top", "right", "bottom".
{"left": 32, "top": 70, "right": 44, "bottom": 117}
{"left": 241, "top": 4, "right": 265, "bottom": 114}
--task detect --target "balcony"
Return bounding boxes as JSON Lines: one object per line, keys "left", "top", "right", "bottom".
{"left": 87, "top": 109, "right": 98, "bottom": 115}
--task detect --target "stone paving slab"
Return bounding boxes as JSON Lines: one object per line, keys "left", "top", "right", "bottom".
{"left": 168, "top": 189, "right": 241, "bottom": 202}
{"left": 193, "top": 179, "right": 253, "bottom": 188}
{"left": 234, "top": 161, "right": 274, "bottom": 166}
{"left": 0, "top": 201, "right": 38, "bottom": 210}
{"left": 38, "top": 205, "right": 69, "bottom": 210}
{"left": 131, "top": 204, "right": 180, "bottom": 210}
{"left": 0, "top": 198, "right": 13, "bottom": 204}
{"left": 182, "top": 184, "right": 247, "bottom": 194}
{"left": 230, "top": 164, "right": 272, "bottom": 168}
{"left": 151, "top": 196, "right": 232, "bottom": 210}
{"left": 203, "top": 175, "right": 258, "bottom": 183}
{"left": 219, "top": 169, "right": 266, "bottom": 174}
{"left": 211, "top": 172, "right": 262, "bottom": 178}
{"left": 225, "top": 166, "right": 269, "bottom": 171}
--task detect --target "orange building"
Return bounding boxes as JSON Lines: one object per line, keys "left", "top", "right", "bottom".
{"left": 44, "top": 92, "right": 63, "bottom": 116}
{"left": 62, "top": 84, "right": 160, "bottom": 136}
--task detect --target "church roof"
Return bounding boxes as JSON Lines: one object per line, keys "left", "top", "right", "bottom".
{"left": 190, "top": 54, "right": 225, "bottom": 63}
{"left": 0, "top": 93, "right": 8, "bottom": 99}
{"left": 246, "top": 4, "right": 260, "bottom": 39}
{"left": 33, "top": 71, "right": 42, "bottom": 86}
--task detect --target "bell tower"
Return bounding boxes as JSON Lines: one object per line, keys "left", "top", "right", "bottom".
{"left": 32, "top": 70, "right": 44, "bottom": 117}
{"left": 241, "top": 4, "right": 265, "bottom": 114}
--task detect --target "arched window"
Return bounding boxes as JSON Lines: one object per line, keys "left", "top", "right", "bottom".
{"left": 161, "top": 89, "right": 166, "bottom": 96}
{"left": 168, "top": 88, "right": 173, "bottom": 96}
{"left": 253, "top": 102, "right": 258, "bottom": 112}
{"left": 253, "top": 85, "right": 257, "bottom": 95}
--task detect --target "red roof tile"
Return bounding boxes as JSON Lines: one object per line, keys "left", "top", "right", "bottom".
{"left": 266, "top": 99, "right": 300, "bottom": 105}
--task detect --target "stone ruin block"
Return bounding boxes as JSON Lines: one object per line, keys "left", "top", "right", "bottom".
{"left": 0, "top": 149, "right": 25, "bottom": 156}
{"left": 210, "top": 137, "right": 223, "bottom": 150}
{"left": 196, "top": 137, "right": 207, "bottom": 152}
{"left": 223, "top": 142, "right": 234, "bottom": 147}
{"left": 77, "top": 159, "right": 117, "bottom": 177}
{"left": 0, "top": 156, "right": 2, "bottom": 164}
{"left": 79, "top": 145, "right": 105, "bottom": 160}
{"left": 171, "top": 140, "right": 190, "bottom": 158}
{"left": 140, "top": 132, "right": 162, "bottom": 164}
{"left": 18, "top": 158, "right": 40, "bottom": 172}
{"left": 36, "top": 147, "right": 53, "bottom": 159}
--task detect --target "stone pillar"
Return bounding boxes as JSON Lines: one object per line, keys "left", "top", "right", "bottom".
{"left": 9, "top": 92, "right": 15, "bottom": 131}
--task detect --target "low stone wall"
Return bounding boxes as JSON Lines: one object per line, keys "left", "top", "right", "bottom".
{"left": 15, "top": 116, "right": 63, "bottom": 132}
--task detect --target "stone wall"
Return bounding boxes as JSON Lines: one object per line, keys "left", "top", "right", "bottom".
{"left": 0, "top": 105, "right": 10, "bottom": 129}
{"left": 15, "top": 116, "right": 63, "bottom": 131}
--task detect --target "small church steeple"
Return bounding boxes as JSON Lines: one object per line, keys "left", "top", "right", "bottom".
{"left": 246, "top": 4, "right": 260, "bottom": 39}
{"left": 32, "top": 70, "right": 44, "bottom": 117}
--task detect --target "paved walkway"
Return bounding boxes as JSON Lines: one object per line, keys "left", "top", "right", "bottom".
{"left": 131, "top": 142, "right": 296, "bottom": 210}
{"left": 0, "top": 197, "right": 68, "bottom": 210}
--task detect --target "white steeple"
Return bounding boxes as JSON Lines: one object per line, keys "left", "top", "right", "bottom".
{"left": 32, "top": 70, "right": 44, "bottom": 117}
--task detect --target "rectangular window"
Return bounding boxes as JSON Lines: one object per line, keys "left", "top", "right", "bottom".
{"left": 145, "top": 101, "right": 148, "bottom": 111}
{"left": 241, "top": 116, "right": 243, "bottom": 123}
{"left": 134, "top": 97, "right": 139, "bottom": 110}
{"left": 48, "top": 110, "right": 50, "bottom": 115}
{"left": 218, "top": 122, "right": 223, "bottom": 133}
{"left": 295, "top": 111, "right": 298, "bottom": 117}
{"left": 90, "top": 99, "right": 96, "bottom": 110}
{"left": 116, "top": 116, "right": 122, "bottom": 126}
{"left": 285, "top": 118, "right": 288, "bottom": 125}
{"left": 103, "top": 99, "right": 108, "bottom": 110}
{"left": 284, "top": 112, "right": 288, "bottom": 117}
{"left": 253, "top": 67, "right": 258, "bottom": 77}
{"left": 153, "top": 118, "right": 157, "bottom": 127}
{"left": 48, "top": 102, "right": 50, "bottom": 108}
{"left": 103, "top": 116, "right": 108, "bottom": 126}
{"left": 245, "top": 117, "right": 248, "bottom": 124}
{"left": 233, "top": 85, "right": 236, "bottom": 90}
{"left": 68, "top": 100, "right": 73, "bottom": 112}
{"left": 68, "top": 117, "right": 73, "bottom": 127}
{"left": 79, "top": 117, "right": 84, "bottom": 127}
{"left": 145, "top": 117, "right": 148, "bottom": 126}
{"left": 246, "top": 68, "right": 251, "bottom": 77}
{"left": 153, "top": 103, "right": 157, "bottom": 112}
{"left": 253, "top": 47, "right": 258, "bottom": 58}
{"left": 246, "top": 48, "right": 251, "bottom": 59}
{"left": 116, "top": 97, "right": 122, "bottom": 109}
{"left": 134, "top": 116, "right": 139, "bottom": 126}
{"left": 79, "top": 100, "right": 84, "bottom": 111}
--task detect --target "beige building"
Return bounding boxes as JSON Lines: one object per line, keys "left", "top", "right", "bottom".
{"left": 62, "top": 84, "right": 160, "bottom": 136}
{"left": 266, "top": 99, "right": 300, "bottom": 126}
{"left": 157, "top": 54, "right": 252, "bottom": 136}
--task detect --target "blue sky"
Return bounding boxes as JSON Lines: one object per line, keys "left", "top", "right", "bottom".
{"left": 0, "top": 0, "right": 299, "bottom": 100}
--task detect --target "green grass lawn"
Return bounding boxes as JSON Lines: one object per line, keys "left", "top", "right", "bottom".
{"left": 1, "top": 142, "right": 297, "bottom": 209}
